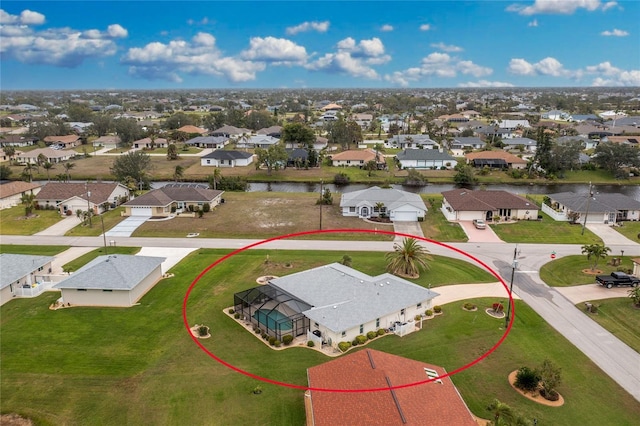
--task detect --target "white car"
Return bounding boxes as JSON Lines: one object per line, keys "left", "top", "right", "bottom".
{"left": 473, "top": 219, "right": 486, "bottom": 229}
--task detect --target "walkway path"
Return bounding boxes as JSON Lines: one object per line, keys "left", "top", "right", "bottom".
{"left": 34, "top": 215, "right": 81, "bottom": 236}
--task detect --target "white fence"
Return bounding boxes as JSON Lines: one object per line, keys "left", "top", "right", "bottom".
{"left": 541, "top": 204, "right": 569, "bottom": 221}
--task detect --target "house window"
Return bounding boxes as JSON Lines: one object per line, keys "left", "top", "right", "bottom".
{"left": 77, "top": 289, "right": 87, "bottom": 292}
{"left": 314, "top": 322, "right": 319, "bottom": 328}
{"left": 359, "top": 324, "right": 364, "bottom": 334}
{"left": 102, "top": 289, "right": 113, "bottom": 292}
{"left": 400, "top": 309, "right": 405, "bottom": 316}
{"left": 376, "top": 318, "right": 380, "bottom": 328}
{"left": 349, "top": 207, "right": 356, "bottom": 212}
{"left": 341, "top": 331, "right": 346, "bottom": 337}
{"left": 417, "top": 302, "right": 422, "bottom": 308}
{"left": 206, "top": 160, "right": 211, "bottom": 164}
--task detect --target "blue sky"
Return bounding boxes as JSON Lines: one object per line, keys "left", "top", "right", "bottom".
{"left": 1, "top": 1, "right": 638, "bottom": 90}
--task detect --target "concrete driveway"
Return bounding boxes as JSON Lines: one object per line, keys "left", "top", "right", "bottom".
{"left": 459, "top": 221, "right": 503, "bottom": 243}
{"left": 105, "top": 216, "right": 150, "bottom": 238}
{"left": 136, "top": 247, "right": 198, "bottom": 274}
{"left": 392, "top": 221, "right": 424, "bottom": 241}
{"left": 587, "top": 223, "right": 638, "bottom": 245}
{"left": 35, "top": 215, "right": 81, "bottom": 236}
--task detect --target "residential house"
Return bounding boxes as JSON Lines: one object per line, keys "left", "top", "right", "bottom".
{"left": 340, "top": 186, "right": 428, "bottom": 222}
{"left": 542, "top": 110, "right": 572, "bottom": 121}
{"left": 350, "top": 113, "right": 373, "bottom": 130}
{"left": 237, "top": 135, "right": 279, "bottom": 149}
{"left": 475, "top": 126, "right": 511, "bottom": 140}
{"left": 177, "top": 125, "right": 207, "bottom": 135}
{"left": 441, "top": 189, "right": 539, "bottom": 222}
{"left": 543, "top": 192, "right": 640, "bottom": 225}
{"left": 122, "top": 185, "right": 224, "bottom": 217}
{"left": 0, "top": 134, "right": 36, "bottom": 147}
{"left": 449, "top": 137, "right": 484, "bottom": 156}
{"left": 43, "top": 135, "right": 82, "bottom": 148}
{"left": 257, "top": 126, "right": 283, "bottom": 137}
{"left": 133, "top": 137, "right": 168, "bottom": 149}
{"left": 556, "top": 135, "right": 598, "bottom": 150}
{"left": 502, "top": 137, "right": 537, "bottom": 153}
{"left": 388, "top": 134, "right": 438, "bottom": 150}
{"left": 306, "top": 349, "right": 476, "bottom": 426}
{"left": 330, "top": 149, "right": 384, "bottom": 169}
{"left": 286, "top": 148, "right": 309, "bottom": 167}
{"left": 0, "top": 148, "right": 20, "bottom": 163}
{"left": 396, "top": 149, "right": 457, "bottom": 170}
{"left": 0, "top": 181, "right": 42, "bottom": 210}
{"left": 321, "top": 103, "right": 342, "bottom": 111}
{"left": 200, "top": 150, "right": 254, "bottom": 167}
{"left": 464, "top": 151, "right": 528, "bottom": 170}
{"left": 35, "top": 182, "right": 129, "bottom": 215}
{"left": 210, "top": 125, "right": 251, "bottom": 138}
{"left": 496, "top": 120, "right": 531, "bottom": 138}
{"left": 601, "top": 136, "right": 640, "bottom": 146}
{"left": 185, "top": 136, "right": 229, "bottom": 149}
{"left": 313, "top": 136, "right": 329, "bottom": 152}
{"left": 1, "top": 254, "right": 54, "bottom": 305}
{"left": 92, "top": 135, "right": 121, "bottom": 150}
{"left": 233, "top": 263, "right": 439, "bottom": 346}
{"left": 16, "top": 147, "right": 76, "bottom": 164}
{"left": 53, "top": 255, "right": 165, "bottom": 307}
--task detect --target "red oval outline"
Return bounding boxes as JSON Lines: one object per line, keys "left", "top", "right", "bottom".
{"left": 182, "top": 228, "right": 514, "bottom": 393}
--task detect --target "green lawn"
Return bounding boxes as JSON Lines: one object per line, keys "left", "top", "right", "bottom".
{"left": 2, "top": 249, "right": 639, "bottom": 425}
{"left": 613, "top": 221, "right": 640, "bottom": 243}
{"left": 490, "top": 212, "right": 603, "bottom": 244}
{"left": 62, "top": 246, "right": 140, "bottom": 273}
{"left": 65, "top": 208, "right": 127, "bottom": 236}
{"left": 0, "top": 206, "right": 64, "bottom": 235}
{"left": 420, "top": 194, "right": 468, "bottom": 242}
{"left": 540, "top": 255, "right": 637, "bottom": 287}
{"left": 0, "top": 244, "right": 69, "bottom": 256}
{"left": 574, "top": 297, "right": 640, "bottom": 353}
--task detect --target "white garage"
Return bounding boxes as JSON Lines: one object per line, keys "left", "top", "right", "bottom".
{"left": 391, "top": 209, "right": 419, "bottom": 222}
{"left": 130, "top": 207, "right": 153, "bottom": 216}
{"left": 340, "top": 187, "right": 428, "bottom": 222}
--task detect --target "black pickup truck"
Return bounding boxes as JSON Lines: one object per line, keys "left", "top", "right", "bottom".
{"left": 595, "top": 272, "right": 640, "bottom": 289}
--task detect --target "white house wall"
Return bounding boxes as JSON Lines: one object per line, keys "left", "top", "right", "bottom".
{"left": 60, "top": 288, "right": 133, "bottom": 307}
{"left": 128, "top": 265, "right": 163, "bottom": 303}
{"left": 0, "top": 285, "right": 13, "bottom": 306}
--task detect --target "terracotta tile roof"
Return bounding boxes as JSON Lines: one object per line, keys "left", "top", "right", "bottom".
{"left": 43, "top": 135, "right": 81, "bottom": 144}
{"left": 442, "top": 189, "right": 537, "bottom": 211}
{"left": 35, "top": 182, "right": 123, "bottom": 204}
{"left": 123, "top": 187, "right": 223, "bottom": 207}
{"left": 177, "top": 125, "right": 207, "bottom": 134}
{"left": 0, "top": 181, "right": 41, "bottom": 198}
{"left": 133, "top": 137, "right": 168, "bottom": 145}
{"left": 464, "top": 150, "right": 527, "bottom": 164}
{"left": 331, "top": 149, "right": 379, "bottom": 162}
{"left": 17, "top": 147, "right": 75, "bottom": 159}
{"left": 307, "top": 349, "right": 476, "bottom": 426}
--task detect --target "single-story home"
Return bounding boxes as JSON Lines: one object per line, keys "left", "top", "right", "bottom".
{"left": 233, "top": 263, "right": 439, "bottom": 348}
{"left": 441, "top": 189, "right": 539, "bottom": 222}
{"left": 185, "top": 136, "right": 229, "bottom": 149}
{"left": 340, "top": 186, "right": 428, "bottom": 222}
{"left": 200, "top": 150, "right": 254, "bottom": 167}
{"left": 0, "top": 134, "right": 37, "bottom": 147}
{"left": 237, "top": 135, "right": 279, "bottom": 149}
{"left": 306, "top": 349, "right": 476, "bottom": 426}
{"left": 177, "top": 125, "right": 207, "bottom": 135}
{"left": 43, "top": 135, "right": 82, "bottom": 148}
{"left": 543, "top": 192, "right": 640, "bottom": 224}
{"left": 330, "top": 149, "right": 385, "bottom": 169}
{"left": 449, "top": 136, "right": 484, "bottom": 156}
{"left": 0, "top": 181, "right": 41, "bottom": 210}
{"left": 388, "top": 134, "right": 439, "bottom": 150}
{"left": 133, "top": 137, "right": 168, "bottom": 149}
{"left": 502, "top": 137, "right": 537, "bottom": 152}
{"left": 286, "top": 148, "right": 309, "bottom": 167}
{"left": 15, "top": 147, "right": 76, "bottom": 164}
{"left": 395, "top": 149, "right": 457, "bottom": 170}
{"left": 92, "top": 135, "right": 121, "bottom": 150}
{"left": 1, "top": 253, "right": 54, "bottom": 305}
{"left": 35, "top": 182, "right": 129, "bottom": 215}
{"left": 122, "top": 185, "right": 224, "bottom": 217}
{"left": 256, "top": 126, "right": 282, "bottom": 137}
{"left": 53, "top": 255, "right": 165, "bottom": 307}
{"left": 209, "top": 125, "right": 251, "bottom": 138}
{"left": 464, "top": 151, "right": 528, "bottom": 170}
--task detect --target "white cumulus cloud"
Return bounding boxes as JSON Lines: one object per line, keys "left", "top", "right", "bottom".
{"left": 528, "top": 19, "right": 539, "bottom": 27}
{"left": 419, "top": 23, "right": 431, "bottom": 31}
{"left": 508, "top": 57, "right": 572, "bottom": 77}
{"left": 506, "top": 0, "right": 610, "bottom": 15}
{"left": 240, "top": 36, "right": 307, "bottom": 64}
{"left": 305, "top": 37, "right": 389, "bottom": 79}
{"left": 286, "top": 21, "right": 329, "bottom": 35}
{"left": 459, "top": 80, "right": 515, "bottom": 88}
{"left": 601, "top": 28, "right": 628, "bottom": 36}
{"left": 380, "top": 24, "right": 394, "bottom": 32}
{"left": 585, "top": 62, "right": 640, "bottom": 86}
{"left": 430, "top": 42, "right": 463, "bottom": 52}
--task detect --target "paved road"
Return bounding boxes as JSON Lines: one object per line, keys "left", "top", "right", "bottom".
{"left": 1, "top": 233, "right": 639, "bottom": 401}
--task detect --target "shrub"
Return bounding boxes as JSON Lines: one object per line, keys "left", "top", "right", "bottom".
{"left": 414, "top": 315, "right": 421, "bottom": 321}
{"left": 261, "top": 332, "right": 267, "bottom": 340}
{"left": 228, "top": 308, "right": 235, "bottom": 314}
{"left": 234, "top": 313, "right": 240, "bottom": 319}
{"left": 351, "top": 339, "right": 359, "bottom": 346}
{"left": 514, "top": 366, "right": 540, "bottom": 392}
{"left": 425, "top": 309, "right": 433, "bottom": 316}
{"left": 307, "top": 340, "right": 315, "bottom": 348}
{"left": 433, "top": 305, "right": 442, "bottom": 314}
{"left": 492, "top": 303, "right": 504, "bottom": 313}
{"left": 338, "top": 341, "right": 352, "bottom": 352}
{"left": 282, "top": 335, "right": 293, "bottom": 345}
{"left": 356, "top": 335, "right": 367, "bottom": 344}
{"left": 377, "top": 329, "right": 386, "bottom": 336}
{"left": 202, "top": 202, "right": 211, "bottom": 213}
{"left": 254, "top": 328, "right": 261, "bottom": 334}
{"left": 198, "top": 325, "right": 209, "bottom": 337}
{"left": 366, "top": 331, "right": 377, "bottom": 340}
{"left": 274, "top": 340, "right": 281, "bottom": 348}
{"left": 540, "top": 389, "right": 560, "bottom": 401}
{"left": 463, "top": 302, "right": 476, "bottom": 310}
{"left": 268, "top": 336, "right": 276, "bottom": 346}
{"left": 333, "top": 172, "right": 350, "bottom": 185}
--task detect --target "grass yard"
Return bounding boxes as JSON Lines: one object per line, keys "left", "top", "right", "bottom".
{"left": 62, "top": 246, "right": 140, "bottom": 272}
{"left": 490, "top": 212, "right": 603, "bottom": 244}
{"left": 2, "top": 249, "right": 639, "bottom": 425}
{"left": 540, "top": 255, "right": 637, "bottom": 287}
{"left": 65, "top": 208, "right": 127, "bottom": 236}
{"left": 421, "top": 194, "right": 468, "bottom": 242}
{"left": 575, "top": 298, "right": 640, "bottom": 353}
{"left": 0, "top": 244, "right": 69, "bottom": 256}
{"left": 0, "top": 206, "right": 64, "bottom": 235}
{"left": 613, "top": 221, "right": 640, "bottom": 243}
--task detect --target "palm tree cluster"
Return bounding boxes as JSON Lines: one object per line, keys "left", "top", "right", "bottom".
{"left": 385, "top": 238, "right": 431, "bottom": 278}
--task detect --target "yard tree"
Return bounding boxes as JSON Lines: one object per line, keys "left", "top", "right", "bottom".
{"left": 113, "top": 118, "right": 143, "bottom": 146}
{"left": 581, "top": 243, "right": 611, "bottom": 272}
{"left": 628, "top": 286, "right": 640, "bottom": 308}
{"left": 173, "top": 165, "right": 184, "bottom": 182}
{"left": 163, "top": 112, "right": 196, "bottom": 130}
{"left": 42, "top": 162, "right": 55, "bottom": 181}
{"left": 385, "top": 238, "right": 431, "bottom": 278}
{"left": 111, "top": 151, "right": 153, "bottom": 189}
{"left": 3, "top": 146, "right": 16, "bottom": 163}
{"left": 207, "top": 168, "right": 222, "bottom": 190}
{"left": 281, "top": 122, "right": 315, "bottom": 148}
{"left": 533, "top": 127, "right": 553, "bottom": 175}
{"left": 90, "top": 114, "right": 113, "bottom": 137}
{"left": 404, "top": 168, "right": 427, "bottom": 186}
{"left": 245, "top": 110, "right": 276, "bottom": 131}
{"left": 0, "top": 164, "right": 12, "bottom": 180}
{"left": 22, "top": 163, "right": 38, "bottom": 182}
{"left": 167, "top": 143, "right": 179, "bottom": 160}
{"left": 537, "top": 359, "right": 562, "bottom": 399}
{"left": 364, "top": 160, "right": 377, "bottom": 177}
{"left": 255, "top": 142, "right": 288, "bottom": 175}
{"left": 346, "top": 121, "right": 363, "bottom": 147}
{"left": 63, "top": 162, "right": 75, "bottom": 182}
{"left": 325, "top": 117, "right": 349, "bottom": 150}
{"left": 202, "top": 112, "right": 225, "bottom": 131}
{"left": 20, "top": 191, "right": 37, "bottom": 217}
{"left": 225, "top": 109, "right": 247, "bottom": 128}
{"left": 453, "top": 164, "right": 478, "bottom": 187}
{"left": 549, "top": 140, "right": 582, "bottom": 176}
{"left": 67, "top": 103, "right": 94, "bottom": 122}
{"left": 592, "top": 142, "right": 640, "bottom": 178}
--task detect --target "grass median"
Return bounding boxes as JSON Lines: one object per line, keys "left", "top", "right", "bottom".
{"left": 540, "top": 255, "right": 637, "bottom": 287}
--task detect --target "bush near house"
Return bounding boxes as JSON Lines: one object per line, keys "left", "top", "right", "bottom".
{"left": 338, "top": 341, "right": 352, "bottom": 352}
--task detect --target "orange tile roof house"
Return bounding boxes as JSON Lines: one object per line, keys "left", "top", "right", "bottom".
{"left": 441, "top": 189, "right": 539, "bottom": 222}
{"left": 43, "top": 135, "right": 82, "bottom": 148}
{"left": 306, "top": 349, "right": 476, "bottom": 426}
{"left": 464, "top": 151, "right": 528, "bottom": 170}
{"left": 330, "top": 149, "right": 385, "bottom": 168}
{"left": 132, "top": 137, "right": 168, "bottom": 149}
{"left": 177, "top": 125, "right": 207, "bottom": 135}
{"left": 35, "top": 182, "right": 129, "bottom": 215}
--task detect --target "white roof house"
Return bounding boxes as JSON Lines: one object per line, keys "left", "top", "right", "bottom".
{"left": 54, "top": 255, "right": 165, "bottom": 307}
{"left": 0, "top": 254, "right": 54, "bottom": 305}
{"left": 340, "top": 186, "right": 428, "bottom": 222}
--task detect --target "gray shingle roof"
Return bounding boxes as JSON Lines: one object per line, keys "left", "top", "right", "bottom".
{"left": 340, "top": 186, "right": 427, "bottom": 212}
{"left": 201, "top": 150, "right": 253, "bottom": 161}
{"left": 123, "top": 186, "right": 223, "bottom": 207}
{"left": 269, "top": 263, "right": 438, "bottom": 332}
{"left": 53, "top": 255, "right": 165, "bottom": 290}
{"left": 548, "top": 192, "right": 640, "bottom": 213}
{"left": 396, "top": 149, "right": 455, "bottom": 161}
{"left": 0, "top": 254, "right": 54, "bottom": 289}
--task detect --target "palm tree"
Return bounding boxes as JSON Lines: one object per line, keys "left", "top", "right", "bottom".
{"left": 208, "top": 168, "right": 222, "bottom": 190}
{"left": 385, "top": 238, "right": 431, "bottom": 278}
{"left": 581, "top": 243, "right": 611, "bottom": 272}
{"left": 375, "top": 202, "right": 386, "bottom": 218}
{"left": 628, "top": 286, "right": 640, "bottom": 308}
{"left": 63, "top": 162, "right": 75, "bottom": 182}
{"left": 20, "top": 191, "right": 37, "bottom": 217}
{"left": 173, "top": 165, "right": 184, "bottom": 182}
{"left": 22, "top": 163, "right": 38, "bottom": 182}
{"left": 42, "top": 162, "right": 55, "bottom": 181}
{"left": 486, "top": 399, "right": 516, "bottom": 426}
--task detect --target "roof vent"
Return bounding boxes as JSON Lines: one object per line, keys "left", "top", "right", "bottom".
{"left": 333, "top": 305, "right": 337, "bottom": 309}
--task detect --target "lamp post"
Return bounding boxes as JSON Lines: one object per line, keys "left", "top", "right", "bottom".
{"left": 101, "top": 215, "right": 108, "bottom": 255}
{"left": 319, "top": 180, "right": 323, "bottom": 230}
{"left": 581, "top": 182, "right": 593, "bottom": 235}
{"left": 505, "top": 245, "right": 518, "bottom": 329}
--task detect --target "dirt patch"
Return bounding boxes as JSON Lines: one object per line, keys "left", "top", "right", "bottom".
{"left": 508, "top": 370, "right": 564, "bottom": 407}
{"left": 582, "top": 269, "right": 603, "bottom": 275}
{"left": 0, "top": 414, "right": 34, "bottom": 426}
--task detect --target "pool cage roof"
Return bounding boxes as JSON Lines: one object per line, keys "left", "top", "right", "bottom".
{"left": 234, "top": 285, "right": 311, "bottom": 319}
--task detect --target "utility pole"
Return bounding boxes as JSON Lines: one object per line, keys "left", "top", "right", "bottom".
{"left": 581, "top": 182, "right": 593, "bottom": 235}
{"left": 505, "top": 245, "right": 518, "bottom": 329}
{"left": 319, "top": 180, "right": 323, "bottom": 230}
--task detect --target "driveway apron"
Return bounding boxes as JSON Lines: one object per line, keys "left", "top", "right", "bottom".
{"left": 105, "top": 216, "right": 150, "bottom": 238}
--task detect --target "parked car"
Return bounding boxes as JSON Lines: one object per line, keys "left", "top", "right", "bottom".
{"left": 472, "top": 219, "right": 486, "bottom": 229}
{"left": 595, "top": 271, "right": 640, "bottom": 289}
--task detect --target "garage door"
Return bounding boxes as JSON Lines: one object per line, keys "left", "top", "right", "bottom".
{"left": 131, "top": 207, "right": 152, "bottom": 216}
{"left": 393, "top": 211, "right": 418, "bottom": 222}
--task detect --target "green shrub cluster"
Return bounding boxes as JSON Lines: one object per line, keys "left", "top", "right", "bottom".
{"left": 338, "top": 341, "right": 352, "bottom": 352}
{"left": 228, "top": 308, "right": 235, "bottom": 314}
{"left": 463, "top": 302, "right": 476, "bottom": 310}
{"left": 307, "top": 341, "right": 315, "bottom": 348}
{"left": 433, "top": 305, "right": 442, "bottom": 314}
{"left": 514, "top": 366, "right": 540, "bottom": 392}
{"left": 268, "top": 336, "right": 276, "bottom": 346}
{"left": 377, "top": 328, "right": 386, "bottom": 336}
{"left": 234, "top": 313, "right": 240, "bottom": 319}
{"left": 273, "top": 340, "right": 281, "bottom": 348}
{"left": 425, "top": 309, "right": 433, "bottom": 316}
{"left": 355, "top": 335, "right": 367, "bottom": 344}
{"left": 366, "top": 331, "right": 377, "bottom": 340}
{"left": 282, "top": 335, "right": 293, "bottom": 346}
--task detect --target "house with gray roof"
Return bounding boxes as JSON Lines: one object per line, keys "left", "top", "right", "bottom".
{"left": 544, "top": 192, "right": 640, "bottom": 224}
{"left": 237, "top": 135, "right": 279, "bottom": 149}
{"left": 185, "top": 136, "right": 229, "bottom": 149}
{"left": 396, "top": 149, "right": 457, "bottom": 170}
{"left": 200, "top": 150, "right": 254, "bottom": 167}
{"left": 209, "top": 125, "right": 251, "bottom": 137}
{"left": 450, "top": 136, "right": 484, "bottom": 156}
{"left": 122, "top": 184, "right": 223, "bottom": 217}
{"left": 502, "top": 137, "right": 537, "bottom": 153}
{"left": 54, "top": 255, "right": 165, "bottom": 307}
{"left": 340, "top": 186, "right": 428, "bottom": 222}
{"left": 0, "top": 254, "right": 54, "bottom": 305}
{"left": 441, "top": 189, "right": 538, "bottom": 222}
{"left": 233, "top": 263, "right": 439, "bottom": 349}
{"left": 387, "top": 134, "right": 439, "bottom": 150}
